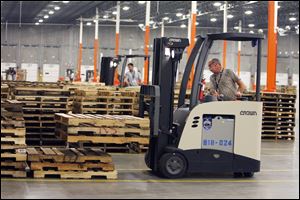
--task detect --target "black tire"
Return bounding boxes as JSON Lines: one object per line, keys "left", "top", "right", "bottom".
{"left": 244, "top": 172, "right": 254, "bottom": 178}
{"left": 158, "top": 153, "right": 187, "bottom": 179}
{"left": 145, "top": 150, "right": 150, "bottom": 169}
{"left": 233, "top": 172, "right": 244, "bottom": 178}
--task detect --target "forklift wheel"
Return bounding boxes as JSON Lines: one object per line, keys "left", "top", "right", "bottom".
{"left": 145, "top": 151, "right": 150, "bottom": 169}
{"left": 233, "top": 172, "right": 244, "bottom": 178}
{"left": 244, "top": 172, "right": 254, "bottom": 178}
{"left": 159, "top": 153, "right": 187, "bottom": 179}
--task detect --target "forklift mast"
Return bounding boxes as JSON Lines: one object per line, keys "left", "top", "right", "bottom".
{"left": 118, "top": 54, "right": 150, "bottom": 87}
{"left": 139, "top": 37, "right": 189, "bottom": 172}
{"left": 151, "top": 37, "right": 189, "bottom": 134}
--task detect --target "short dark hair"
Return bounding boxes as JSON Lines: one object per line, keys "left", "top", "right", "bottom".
{"left": 128, "top": 63, "right": 134, "bottom": 67}
{"left": 208, "top": 58, "right": 221, "bottom": 67}
{"left": 210, "top": 58, "right": 221, "bottom": 65}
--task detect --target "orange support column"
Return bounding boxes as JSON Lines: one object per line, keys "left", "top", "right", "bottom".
{"left": 115, "top": 33, "right": 119, "bottom": 56}
{"left": 187, "top": 1, "right": 197, "bottom": 89}
{"left": 237, "top": 20, "right": 242, "bottom": 76}
{"left": 144, "top": 26, "right": 150, "bottom": 84}
{"left": 222, "top": 1, "right": 228, "bottom": 69}
{"left": 93, "top": 8, "right": 99, "bottom": 82}
{"left": 266, "top": 1, "right": 278, "bottom": 92}
{"left": 143, "top": 1, "right": 151, "bottom": 84}
{"left": 222, "top": 41, "right": 227, "bottom": 68}
{"left": 114, "top": 1, "right": 121, "bottom": 86}
{"left": 93, "top": 39, "right": 98, "bottom": 82}
{"left": 76, "top": 17, "right": 83, "bottom": 82}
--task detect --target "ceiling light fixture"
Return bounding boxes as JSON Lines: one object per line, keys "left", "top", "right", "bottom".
{"left": 248, "top": 23, "right": 255, "bottom": 27}
{"left": 39, "top": 19, "right": 43, "bottom": 23}
{"left": 54, "top": 6, "right": 60, "bottom": 10}
{"left": 180, "top": 24, "right": 186, "bottom": 28}
{"left": 44, "top": 15, "right": 49, "bottom": 19}
{"left": 123, "top": 6, "right": 130, "bottom": 11}
{"left": 87, "top": 22, "right": 92, "bottom": 26}
{"left": 227, "top": 14, "right": 234, "bottom": 19}
{"left": 210, "top": 18, "right": 217, "bottom": 22}
{"left": 48, "top": 10, "right": 54, "bottom": 15}
{"left": 138, "top": 1, "right": 146, "bottom": 4}
{"left": 213, "top": 2, "right": 222, "bottom": 7}
{"left": 245, "top": 10, "right": 253, "bottom": 15}
{"left": 289, "top": 17, "right": 296, "bottom": 21}
{"left": 176, "top": 13, "right": 183, "bottom": 17}
{"left": 62, "top": 1, "right": 69, "bottom": 3}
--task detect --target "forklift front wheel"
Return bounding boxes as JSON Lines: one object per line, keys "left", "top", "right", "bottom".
{"left": 159, "top": 153, "right": 187, "bottom": 179}
{"left": 244, "top": 172, "right": 254, "bottom": 178}
{"left": 145, "top": 151, "right": 150, "bottom": 169}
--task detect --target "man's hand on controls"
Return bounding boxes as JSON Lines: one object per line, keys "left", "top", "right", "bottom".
{"left": 236, "top": 91, "right": 242, "bottom": 98}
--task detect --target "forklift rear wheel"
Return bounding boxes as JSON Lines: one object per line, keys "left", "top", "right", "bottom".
{"left": 145, "top": 151, "right": 150, "bottom": 168}
{"left": 159, "top": 153, "right": 187, "bottom": 179}
{"left": 244, "top": 172, "right": 254, "bottom": 178}
{"left": 233, "top": 172, "right": 244, "bottom": 178}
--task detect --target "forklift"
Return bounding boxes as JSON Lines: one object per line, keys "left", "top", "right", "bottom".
{"left": 100, "top": 54, "right": 150, "bottom": 86}
{"left": 139, "top": 33, "right": 264, "bottom": 178}
{"left": 118, "top": 54, "right": 150, "bottom": 87}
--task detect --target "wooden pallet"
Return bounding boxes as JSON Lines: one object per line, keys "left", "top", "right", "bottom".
{"left": 30, "top": 162, "right": 115, "bottom": 171}
{"left": 13, "top": 87, "right": 70, "bottom": 96}
{"left": 1, "top": 152, "right": 27, "bottom": 162}
{"left": 25, "top": 134, "right": 66, "bottom": 147}
{"left": 1, "top": 137, "right": 26, "bottom": 145}
{"left": 33, "top": 170, "right": 117, "bottom": 179}
{"left": 67, "top": 135, "right": 149, "bottom": 145}
{"left": 1, "top": 162, "right": 28, "bottom": 170}
{"left": 262, "top": 134, "right": 295, "bottom": 141}
{"left": 27, "top": 147, "right": 113, "bottom": 163}
{"left": 56, "top": 125, "right": 150, "bottom": 137}
{"left": 1, "top": 128, "right": 26, "bottom": 136}
{"left": 68, "top": 143, "right": 148, "bottom": 153}
{"left": 55, "top": 113, "right": 149, "bottom": 128}
{"left": 1, "top": 170, "right": 27, "bottom": 178}
{"left": 1, "top": 144, "right": 27, "bottom": 150}
{"left": 14, "top": 96, "right": 69, "bottom": 102}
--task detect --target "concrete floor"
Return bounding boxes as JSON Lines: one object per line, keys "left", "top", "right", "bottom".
{"left": 1, "top": 118, "right": 299, "bottom": 199}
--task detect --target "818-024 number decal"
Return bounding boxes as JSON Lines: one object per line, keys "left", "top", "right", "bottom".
{"left": 203, "top": 140, "right": 232, "bottom": 146}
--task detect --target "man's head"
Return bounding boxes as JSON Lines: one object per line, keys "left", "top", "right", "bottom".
{"left": 208, "top": 58, "right": 223, "bottom": 74}
{"left": 127, "top": 63, "right": 134, "bottom": 72}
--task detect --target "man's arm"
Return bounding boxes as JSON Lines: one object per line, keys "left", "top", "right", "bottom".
{"left": 227, "top": 69, "right": 247, "bottom": 97}
{"left": 209, "top": 76, "right": 219, "bottom": 96}
{"left": 236, "top": 79, "right": 247, "bottom": 93}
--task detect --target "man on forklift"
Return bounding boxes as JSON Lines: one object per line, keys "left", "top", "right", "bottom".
{"left": 208, "top": 58, "right": 247, "bottom": 101}
{"left": 124, "top": 63, "right": 142, "bottom": 86}
{"left": 139, "top": 33, "right": 264, "bottom": 179}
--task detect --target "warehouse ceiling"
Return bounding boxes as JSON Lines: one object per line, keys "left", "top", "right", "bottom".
{"left": 1, "top": 1, "right": 299, "bottom": 33}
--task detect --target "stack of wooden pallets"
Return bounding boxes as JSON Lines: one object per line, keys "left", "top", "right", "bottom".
{"left": 12, "top": 87, "right": 70, "bottom": 146}
{"left": 62, "top": 82, "right": 108, "bottom": 111}
{"left": 1, "top": 84, "right": 10, "bottom": 100}
{"left": 243, "top": 92, "right": 297, "bottom": 141}
{"left": 73, "top": 89, "right": 139, "bottom": 115}
{"left": 1, "top": 100, "right": 28, "bottom": 178}
{"left": 174, "top": 89, "right": 191, "bottom": 108}
{"left": 27, "top": 147, "right": 117, "bottom": 179}
{"left": 55, "top": 113, "right": 150, "bottom": 152}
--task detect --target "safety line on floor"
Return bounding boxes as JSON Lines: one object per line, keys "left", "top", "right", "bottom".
{"left": 1, "top": 178, "right": 298, "bottom": 183}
